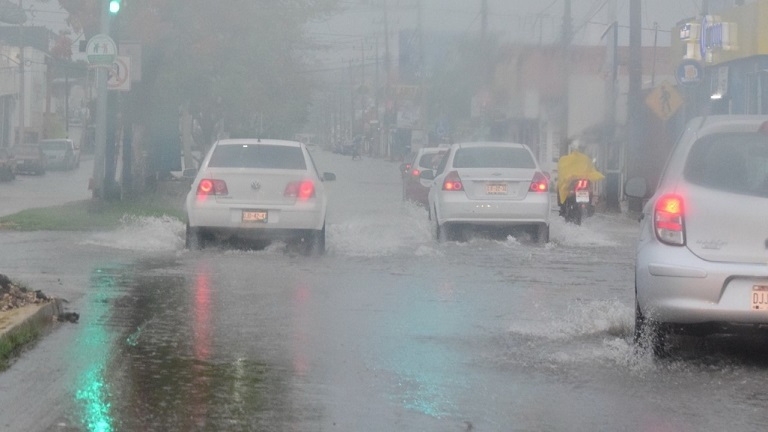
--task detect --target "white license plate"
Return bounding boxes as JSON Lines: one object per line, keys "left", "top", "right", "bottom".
{"left": 242, "top": 210, "right": 268, "bottom": 223}
{"left": 486, "top": 183, "right": 507, "bottom": 195}
{"left": 751, "top": 286, "right": 768, "bottom": 310}
{"left": 575, "top": 190, "right": 590, "bottom": 203}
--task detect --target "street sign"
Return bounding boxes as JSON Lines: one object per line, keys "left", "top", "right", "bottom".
{"left": 646, "top": 80, "right": 683, "bottom": 122}
{"left": 676, "top": 59, "right": 704, "bottom": 88}
{"left": 86, "top": 34, "right": 117, "bottom": 66}
{"left": 107, "top": 56, "right": 131, "bottom": 91}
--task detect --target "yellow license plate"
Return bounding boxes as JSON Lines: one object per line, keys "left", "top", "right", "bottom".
{"left": 486, "top": 183, "right": 507, "bottom": 195}
{"left": 242, "top": 210, "right": 268, "bottom": 223}
{"left": 751, "top": 285, "right": 768, "bottom": 310}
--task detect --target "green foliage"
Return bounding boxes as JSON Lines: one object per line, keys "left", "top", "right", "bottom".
{"left": 0, "top": 197, "right": 185, "bottom": 231}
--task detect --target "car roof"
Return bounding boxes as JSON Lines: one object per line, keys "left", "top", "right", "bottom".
{"left": 452, "top": 141, "right": 528, "bottom": 149}
{"left": 40, "top": 138, "right": 73, "bottom": 142}
{"left": 687, "top": 115, "right": 768, "bottom": 136}
{"left": 214, "top": 138, "right": 302, "bottom": 148}
{"left": 417, "top": 147, "right": 446, "bottom": 154}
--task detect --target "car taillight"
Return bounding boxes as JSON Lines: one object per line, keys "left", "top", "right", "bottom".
{"left": 530, "top": 172, "right": 549, "bottom": 192}
{"left": 442, "top": 171, "right": 463, "bottom": 191}
{"left": 196, "top": 179, "right": 228, "bottom": 196}
{"left": 654, "top": 194, "right": 685, "bottom": 246}
{"left": 411, "top": 168, "right": 421, "bottom": 177}
{"left": 285, "top": 180, "right": 315, "bottom": 200}
{"left": 574, "top": 179, "right": 590, "bottom": 190}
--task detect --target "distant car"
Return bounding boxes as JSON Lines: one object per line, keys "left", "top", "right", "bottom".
{"left": 0, "top": 148, "right": 15, "bottom": 181}
{"left": 402, "top": 147, "right": 447, "bottom": 207}
{"left": 421, "top": 141, "right": 550, "bottom": 243}
{"left": 184, "top": 138, "right": 336, "bottom": 254}
{"left": 627, "top": 115, "right": 768, "bottom": 356}
{"left": 14, "top": 143, "right": 46, "bottom": 175}
{"left": 39, "top": 138, "right": 80, "bottom": 170}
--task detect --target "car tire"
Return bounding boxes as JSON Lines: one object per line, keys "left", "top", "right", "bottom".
{"left": 185, "top": 223, "right": 204, "bottom": 250}
{"left": 305, "top": 224, "right": 326, "bottom": 256}
{"left": 535, "top": 223, "right": 549, "bottom": 244}
{"left": 634, "top": 300, "right": 669, "bottom": 357}
{"left": 430, "top": 206, "right": 444, "bottom": 242}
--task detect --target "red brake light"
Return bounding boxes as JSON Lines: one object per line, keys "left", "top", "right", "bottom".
{"left": 530, "top": 172, "right": 549, "bottom": 192}
{"left": 442, "top": 171, "right": 463, "bottom": 191}
{"left": 574, "top": 179, "right": 590, "bottom": 190}
{"left": 411, "top": 169, "right": 421, "bottom": 177}
{"left": 285, "top": 180, "right": 315, "bottom": 200}
{"left": 197, "top": 179, "right": 228, "bottom": 196}
{"left": 654, "top": 194, "right": 685, "bottom": 246}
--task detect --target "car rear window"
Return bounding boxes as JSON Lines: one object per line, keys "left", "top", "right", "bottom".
{"left": 453, "top": 146, "right": 535, "bottom": 169}
{"left": 417, "top": 151, "right": 445, "bottom": 169}
{"left": 208, "top": 144, "right": 307, "bottom": 170}
{"left": 684, "top": 132, "right": 768, "bottom": 197}
{"left": 40, "top": 141, "right": 67, "bottom": 151}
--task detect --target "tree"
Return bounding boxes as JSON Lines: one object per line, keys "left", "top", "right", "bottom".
{"left": 56, "top": 0, "right": 340, "bottom": 173}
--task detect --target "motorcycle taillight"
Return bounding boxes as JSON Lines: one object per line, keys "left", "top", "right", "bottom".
{"left": 574, "top": 179, "right": 590, "bottom": 190}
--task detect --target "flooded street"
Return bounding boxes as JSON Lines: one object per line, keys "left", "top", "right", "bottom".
{"left": 2, "top": 151, "right": 768, "bottom": 431}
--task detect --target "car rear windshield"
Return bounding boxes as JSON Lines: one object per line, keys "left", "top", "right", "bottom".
{"left": 208, "top": 144, "right": 307, "bottom": 170}
{"left": 40, "top": 141, "right": 68, "bottom": 151}
{"left": 418, "top": 151, "right": 445, "bottom": 169}
{"left": 453, "top": 146, "right": 535, "bottom": 169}
{"left": 684, "top": 132, "right": 768, "bottom": 197}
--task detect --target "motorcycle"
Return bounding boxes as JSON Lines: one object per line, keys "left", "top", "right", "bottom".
{"left": 561, "top": 178, "right": 594, "bottom": 225}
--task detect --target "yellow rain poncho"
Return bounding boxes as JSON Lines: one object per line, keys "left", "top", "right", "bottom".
{"left": 556, "top": 150, "right": 605, "bottom": 204}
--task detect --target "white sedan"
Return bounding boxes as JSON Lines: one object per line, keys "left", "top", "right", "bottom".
{"left": 184, "top": 138, "right": 335, "bottom": 254}
{"left": 421, "top": 141, "right": 550, "bottom": 243}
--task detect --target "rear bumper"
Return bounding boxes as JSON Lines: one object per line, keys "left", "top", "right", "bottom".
{"left": 436, "top": 192, "right": 550, "bottom": 226}
{"left": 187, "top": 200, "right": 325, "bottom": 233}
{"left": 636, "top": 242, "right": 768, "bottom": 326}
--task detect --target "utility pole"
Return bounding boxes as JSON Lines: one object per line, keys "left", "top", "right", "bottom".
{"left": 559, "top": 0, "right": 572, "bottom": 157}
{"left": 16, "top": 0, "right": 24, "bottom": 145}
{"left": 382, "top": 0, "right": 391, "bottom": 158}
{"left": 481, "top": 0, "right": 488, "bottom": 41}
{"left": 603, "top": 0, "right": 620, "bottom": 211}
{"left": 92, "top": 0, "right": 110, "bottom": 199}
{"left": 627, "top": 0, "right": 643, "bottom": 212}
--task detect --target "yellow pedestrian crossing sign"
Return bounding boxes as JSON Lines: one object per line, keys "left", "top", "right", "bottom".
{"left": 646, "top": 80, "right": 683, "bottom": 122}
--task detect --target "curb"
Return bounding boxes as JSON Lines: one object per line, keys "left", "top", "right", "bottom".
{"left": 0, "top": 299, "right": 63, "bottom": 366}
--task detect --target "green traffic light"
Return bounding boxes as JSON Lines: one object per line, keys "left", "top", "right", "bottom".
{"left": 109, "top": 0, "right": 120, "bottom": 14}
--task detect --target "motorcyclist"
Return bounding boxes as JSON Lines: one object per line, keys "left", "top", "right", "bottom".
{"left": 556, "top": 140, "right": 605, "bottom": 217}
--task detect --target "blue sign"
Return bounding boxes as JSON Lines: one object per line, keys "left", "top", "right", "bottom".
{"left": 676, "top": 59, "right": 704, "bottom": 88}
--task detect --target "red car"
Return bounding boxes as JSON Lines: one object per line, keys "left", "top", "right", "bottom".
{"left": 401, "top": 147, "right": 447, "bottom": 207}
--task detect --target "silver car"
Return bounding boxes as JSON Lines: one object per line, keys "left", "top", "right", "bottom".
{"left": 184, "top": 138, "right": 335, "bottom": 254}
{"left": 627, "top": 115, "right": 768, "bottom": 355}
{"left": 420, "top": 141, "right": 551, "bottom": 243}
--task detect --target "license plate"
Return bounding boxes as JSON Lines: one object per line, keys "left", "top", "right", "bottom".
{"left": 486, "top": 183, "right": 507, "bottom": 195}
{"left": 242, "top": 210, "right": 268, "bottom": 223}
{"left": 575, "top": 190, "right": 590, "bottom": 203}
{"left": 752, "top": 285, "right": 768, "bottom": 310}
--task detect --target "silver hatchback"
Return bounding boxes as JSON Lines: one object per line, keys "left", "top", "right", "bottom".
{"left": 627, "top": 115, "right": 768, "bottom": 355}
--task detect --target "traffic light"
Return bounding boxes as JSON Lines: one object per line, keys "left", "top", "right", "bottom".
{"left": 109, "top": 0, "right": 120, "bottom": 15}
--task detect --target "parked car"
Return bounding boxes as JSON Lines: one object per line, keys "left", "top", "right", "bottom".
{"left": 402, "top": 147, "right": 447, "bottom": 207}
{"left": 185, "top": 138, "right": 336, "bottom": 254}
{"left": 0, "top": 147, "right": 15, "bottom": 181}
{"left": 420, "top": 141, "right": 550, "bottom": 243}
{"left": 14, "top": 143, "right": 46, "bottom": 175}
{"left": 627, "top": 115, "right": 768, "bottom": 356}
{"left": 39, "top": 138, "right": 80, "bottom": 170}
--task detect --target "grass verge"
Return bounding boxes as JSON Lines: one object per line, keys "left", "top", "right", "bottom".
{"left": 0, "top": 322, "right": 42, "bottom": 371}
{"left": 0, "top": 196, "right": 185, "bottom": 231}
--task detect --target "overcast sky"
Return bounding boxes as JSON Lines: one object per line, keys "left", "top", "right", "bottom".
{"left": 309, "top": 0, "right": 703, "bottom": 69}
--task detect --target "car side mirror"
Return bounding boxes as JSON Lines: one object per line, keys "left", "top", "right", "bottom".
{"left": 323, "top": 172, "right": 336, "bottom": 181}
{"left": 624, "top": 177, "right": 648, "bottom": 199}
{"left": 419, "top": 170, "right": 435, "bottom": 180}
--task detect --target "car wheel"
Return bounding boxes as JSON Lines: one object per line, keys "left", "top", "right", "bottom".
{"left": 535, "top": 223, "right": 549, "bottom": 244}
{"left": 634, "top": 300, "right": 669, "bottom": 357}
{"left": 430, "top": 206, "right": 443, "bottom": 242}
{"left": 307, "top": 224, "right": 326, "bottom": 256}
{"left": 185, "top": 223, "right": 203, "bottom": 250}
